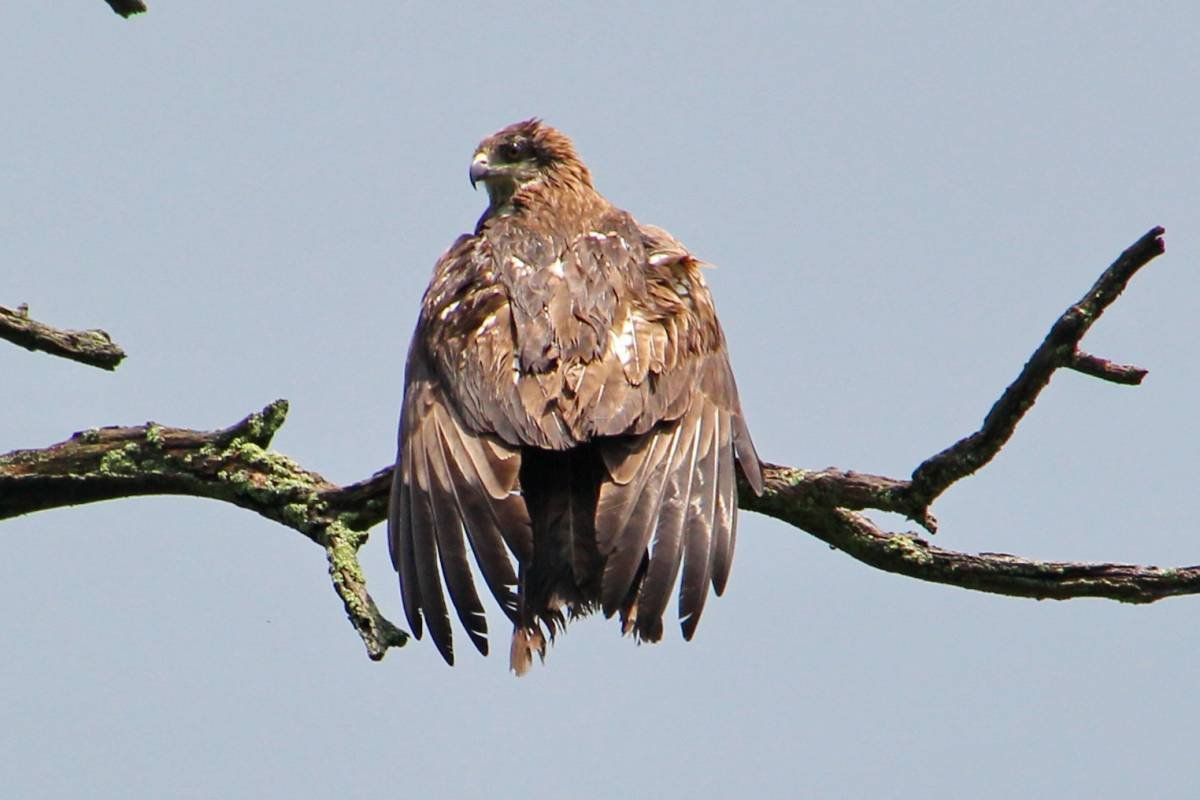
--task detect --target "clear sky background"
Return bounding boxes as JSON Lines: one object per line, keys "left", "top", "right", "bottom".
{"left": 3, "top": 3, "right": 1198, "bottom": 798}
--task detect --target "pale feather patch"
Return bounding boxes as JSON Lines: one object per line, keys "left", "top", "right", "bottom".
{"left": 475, "top": 312, "right": 499, "bottom": 333}
{"left": 611, "top": 313, "right": 638, "bottom": 367}
{"left": 439, "top": 300, "right": 461, "bottom": 319}
{"left": 564, "top": 362, "right": 586, "bottom": 394}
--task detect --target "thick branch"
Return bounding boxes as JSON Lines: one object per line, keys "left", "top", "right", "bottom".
{"left": 0, "top": 304, "right": 126, "bottom": 371}
{"left": 2, "top": 228, "right": 1190, "bottom": 661}
{"left": 741, "top": 473, "right": 1200, "bottom": 604}
{"left": 0, "top": 401, "right": 406, "bottom": 660}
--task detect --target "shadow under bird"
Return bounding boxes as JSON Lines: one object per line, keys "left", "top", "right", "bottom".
{"left": 388, "top": 119, "right": 763, "bottom": 674}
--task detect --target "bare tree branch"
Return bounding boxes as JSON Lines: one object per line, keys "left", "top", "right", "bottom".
{"left": 0, "top": 304, "right": 126, "bottom": 371}
{"left": 0, "top": 401, "right": 406, "bottom": 659}
{"left": 0, "top": 227, "right": 1188, "bottom": 661}
{"left": 1069, "top": 351, "right": 1148, "bottom": 385}
{"left": 105, "top": 0, "right": 147, "bottom": 18}
{"left": 904, "top": 227, "right": 1164, "bottom": 510}
{"left": 742, "top": 475, "right": 1200, "bottom": 603}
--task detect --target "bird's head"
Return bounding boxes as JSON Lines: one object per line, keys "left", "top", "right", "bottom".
{"left": 469, "top": 119, "right": 593, "bottom": 215}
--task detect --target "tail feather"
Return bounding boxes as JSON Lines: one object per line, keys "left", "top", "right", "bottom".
{"left": 517, "top": 448, "right": 604, "bottom": 644}
{"left": 509, "top": 625, "right": 547, "bottom": 676}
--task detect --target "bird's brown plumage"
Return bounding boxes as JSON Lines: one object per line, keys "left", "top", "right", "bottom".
{"left": 388, "top": 119, "right": 763, "bottom": 673}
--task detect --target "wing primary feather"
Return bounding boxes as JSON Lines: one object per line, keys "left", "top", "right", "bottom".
{"left": 425, "top": 416, "right": 490, "bottom": 656}
{"left": 679, "top": 404, "right": 719, "bottom": 640}
{"left": 710, "top": 411, "right": 737, "bottom": 595}
{"left": 598, "top": 430, "right": 677, "bottom": 616}
{"left": 635, "top": 406, "right": 703, "bottom": 642}
{"left": 436, "top": 414, "right": 522, "bottom": 622}
{"left": 408, "top": 430, "right": 455, "bottom": 665}
{"left": 388, "top": 444, "right": 424, "bottom": 641}
{"left": 732, "top": 411, "right": 764, "bottom": 495}
{"left": 465, "top": 436, "right": 533, "bottom": 563}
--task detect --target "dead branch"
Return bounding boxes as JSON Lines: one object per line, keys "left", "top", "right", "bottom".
{"left": 0, "top": 304, "right": 126, "bottom": 371}
{"left": 0, "top": 402, "right": 406, "bottom": 659}
{"left": 0, "top": 227, "right": 1188, "bottom": 662}
{"left": 903, "top": 227, "right": 1165, "bottom": 511}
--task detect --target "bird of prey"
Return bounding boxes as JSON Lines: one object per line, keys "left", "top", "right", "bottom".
{"left": 388, "top": 120, "right": 763, "bottom": 673}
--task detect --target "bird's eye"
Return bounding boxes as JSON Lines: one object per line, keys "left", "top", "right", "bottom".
{"left": 499, "top": 140, "right": 529, "bottom": 161}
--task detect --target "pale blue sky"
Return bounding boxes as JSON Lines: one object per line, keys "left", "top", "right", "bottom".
{"left": 3, "top": 3, "right": 1199, "bottom": 798}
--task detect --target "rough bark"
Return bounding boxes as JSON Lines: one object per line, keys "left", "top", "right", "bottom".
{"left": 1, "top": 227, "right": 1187, "bottom": 661}
{"left": 0, "top": 304, "right": 126, "bottom": 371}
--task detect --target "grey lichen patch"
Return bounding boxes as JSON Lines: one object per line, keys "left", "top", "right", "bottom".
{"left": 226, "top": 469, "right": 251, "bottom": 486}
{"left": 326, "top": 520, "right": 370, "bottom": 618}
{"left": 211, "top": 439, "right": 322, "bottom": 505}
{"left": 281, "top": 502, "right": 313, "bottom": 530}
{"left": 333, "top": 513, "right": 369, "bottom": 545}
{"left": 242, "top": 399, "right": 290, "bottom": 445}
{"left": 201, "top": 437, "right": 338, "bottom": 540}
{"left": 229, "top": 442, "right": 307, "bottom": 483}
{"left": 754, "top": 469, "right": 819, "bottom": 516}
{"left": 74, "top": 329, "right": 114, "bottom": 346}
{"left": 95, "top": 436, "right": 181, "bottom": 478}
{"left": 144, "top": 424, "right": 164, "bottom": 447}
{"left": 98, "top": 443, "right": 147, "bottom": 476}
{"left": 882, "top": 533, "right": 934, "bottom": 566}
{"left": 780, "top": 467, "right": 812, "bottom": 486}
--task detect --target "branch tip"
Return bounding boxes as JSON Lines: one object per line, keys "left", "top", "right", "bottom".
{"left": 223, "top": 400, "right": 290, "bottom": 448}
{"left": 1069, "top": 351, "right": 1148, "bottom": 385}
{"left": 906, "top": 228, "right": 1166, "bottom": 508}
{"left": 0, "top": 304, "right": 127, "bottom": 371}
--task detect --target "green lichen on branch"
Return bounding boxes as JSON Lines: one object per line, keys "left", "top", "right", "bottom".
{"left": 0, "top": 400, "right": 407, "bottom": 660}
{"left": 144, "top": 424, "right": 164, "bottom": 447}
{"left": 240, "top": 400, "right": 289, "bottom": 446}
{"left": 325, "top": 518, "right": 409, "bottom": 659}
{"left": 880, "top": 532, "right": 935, "bottom": 566}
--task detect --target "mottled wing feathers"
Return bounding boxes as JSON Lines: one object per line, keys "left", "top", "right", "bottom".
{"left": 391, "top": 188, "right": 761, "bottom": 663}
{"left": 388, "top": 346, "right": 530, "bottom": 665}
{"left": 595, "top": 350, "right": 750, "bottom": 641}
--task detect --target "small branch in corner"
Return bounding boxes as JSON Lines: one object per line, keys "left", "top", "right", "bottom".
{"left": 905, "top": 227, "right": 1165, "bottom": 510}
{"left": 0, "top": 304, "right": 126, "bottom": 371}
{"left": 105, "top": 0, "right": 148, "bottom": 17}
{"left": 1069, "top": 351, "right": 1148, "bottom": 385}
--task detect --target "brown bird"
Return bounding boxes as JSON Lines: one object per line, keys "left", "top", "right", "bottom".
{"left": 388, "top": 120, "right": 763, "bottom": 673}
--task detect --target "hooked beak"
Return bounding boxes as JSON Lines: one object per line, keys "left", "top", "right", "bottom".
{"left": 469, "top": 153, "right": 490, "bottom": 189}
